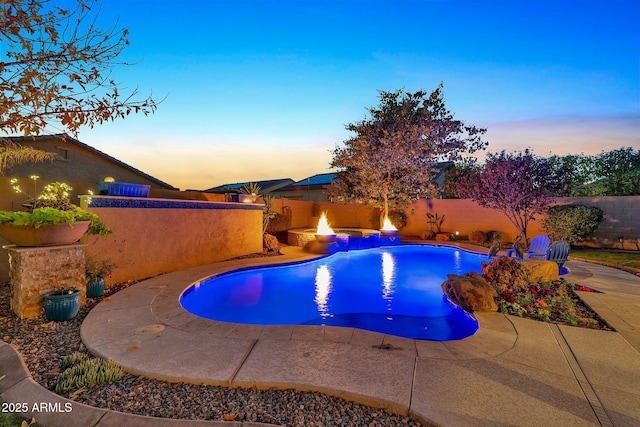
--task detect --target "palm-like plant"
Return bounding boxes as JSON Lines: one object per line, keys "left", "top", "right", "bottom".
{"left": 0, "top": 141, "right": 56, "bottom": 174}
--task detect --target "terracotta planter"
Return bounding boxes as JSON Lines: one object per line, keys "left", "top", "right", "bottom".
{"left": 43, "top": 290, "right": 80, "bottom": 321}
{"left": 0, "top": 221, "right": 90, "bottom": 247}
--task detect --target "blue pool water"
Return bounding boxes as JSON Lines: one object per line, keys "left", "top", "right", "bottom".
{"left": 180, "top": 245, "right": 486, "bottom": 341}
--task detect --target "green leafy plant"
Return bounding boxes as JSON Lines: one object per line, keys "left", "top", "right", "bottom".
{"left": 0, "top": 179, "right": 111, "bottom": 236}
{"left": 55, "top": 353, "right": 124, "bottom": 395}
{"left": 541, "top": 204, "right": 604, "bottom": 243}
{"left": 85, "top": 256, "right": 116, "bottom": 279}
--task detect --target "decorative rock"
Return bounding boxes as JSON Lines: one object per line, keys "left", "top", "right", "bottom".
{"left": 263, "top": 233, "right": 280, "bottom": 253}
{"left": 520, "top": 259, "right": 559, "bottom": 282}
{"left": 441, "top": 272, "right": 498, "bottom": 312}
{"left": 420, "top": 231, "right": 436, "bottom": 240}
{"left": 435, "top": 233, "right": 452, "bottom": 241}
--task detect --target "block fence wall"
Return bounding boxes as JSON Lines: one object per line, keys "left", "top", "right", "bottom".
{"left": 269, "top": 196, "right": 640, "bottom": 249}
{"left": 1, "top": 194, "right": 637, "bottom": 284}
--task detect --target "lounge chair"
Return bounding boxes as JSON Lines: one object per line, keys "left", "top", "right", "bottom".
{"left": 546, "top": 240, "right": 571, "bottom": 269}
{"left": 524, "top": 235, "right": 551, "bottom": 260}
{"left": 506, "top": 234, "right": 550, "bottom": 260}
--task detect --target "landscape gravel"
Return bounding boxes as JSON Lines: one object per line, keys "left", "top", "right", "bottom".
{"left": 0, "top": 281, "right": 425, "bottom": 426}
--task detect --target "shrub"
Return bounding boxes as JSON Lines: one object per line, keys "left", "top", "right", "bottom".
{"left": 482, "top": 256, "right": 530, "bottom": 291}
{"left": 541, "top": 204, "right": 604, "bottom": 243}
{"left": 389, "top": 209, "right": 408, "bottom": 229}
{"left": 469, "top": 230, "right": 487, "bottom": 245}
{"left": 266, "top": 213, "right": 291, "bottom": 234}
{"left": 469, "top": 230, "right": 499, "bottom": 246}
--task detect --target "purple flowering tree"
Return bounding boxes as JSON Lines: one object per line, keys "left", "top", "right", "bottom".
{"left": 456, "top": 149, "right": 572, "bottom": 240}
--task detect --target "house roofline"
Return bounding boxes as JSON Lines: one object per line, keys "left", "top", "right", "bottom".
{"left": 2, "top": 134, "right": 177, "bottom": 190}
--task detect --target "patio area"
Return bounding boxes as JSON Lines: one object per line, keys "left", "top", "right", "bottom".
{"left": 1, "top": 245, "right": 640, "bottom": 426}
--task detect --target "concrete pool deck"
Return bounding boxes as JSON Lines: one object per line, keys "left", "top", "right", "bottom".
{"left": 2, "top": 244, "right": 640, "bottom": 426}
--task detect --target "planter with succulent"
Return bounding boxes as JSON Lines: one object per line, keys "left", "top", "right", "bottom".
{"left": 237, "top": 182, "right": 261, "bottom": 203}
{"left": 85, "top": 256, "right": 116, "bottom": 297}
{"left": 42, "top": 287, "right": 81, "bottom": 321}
{"left": 0, "top": 178, "right": 111, "bottom": 246}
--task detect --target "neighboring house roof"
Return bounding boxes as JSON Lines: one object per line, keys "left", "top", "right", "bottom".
{"left": 2, "top": 134, "right": 177, "bottom": 189}
{"left": 205, "top": 178, "right": 295, "bottom": 194}
{"left": 275, "top": 173, "right": 338, "bottom": 192}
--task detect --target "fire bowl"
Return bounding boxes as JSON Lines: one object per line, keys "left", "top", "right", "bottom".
{"left": 380, "top": 229, "right": 399, "bottom": 237}
{"left": 315, "top": 233, "right": 337, "bottom": 243}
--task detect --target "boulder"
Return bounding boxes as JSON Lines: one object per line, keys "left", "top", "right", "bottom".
{"left": 441, "top": 272, "right": 498, "bottom": 312}
{"left": 520, "top": 259, "right": 559, "bottom": 283}
{"left": 435, "top": 233, "right": 452, "bottom": 241}
{"left": 263, "top": 233, "right": 280, "bottom": 253}
{"left": 420, "top": 230, "right": 436, "bottom": 240}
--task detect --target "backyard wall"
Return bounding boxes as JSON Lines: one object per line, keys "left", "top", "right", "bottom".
{"left": 1, "top": 193, "right": 637, "bottom": 284}
{"left": 81, "top": 197, "right": 263, "bottom": 285}
{"left": 269, "top": 196, "right": 640, "bottom": 249}
{"left": 0, "top": 196, "right": 263, "bottom": 284}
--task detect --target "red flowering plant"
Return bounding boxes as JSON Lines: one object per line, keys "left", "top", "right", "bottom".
{"left": 482, "top": 257, "right": 610, "bottom": 330}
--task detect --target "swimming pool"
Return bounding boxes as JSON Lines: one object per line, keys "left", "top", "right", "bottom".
{"left": 180, "top": 245, "right": 486, "bottom": 341}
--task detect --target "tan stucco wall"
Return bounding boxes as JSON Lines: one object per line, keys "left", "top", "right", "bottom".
{"left": 274, "top": 196, "right": 640, "bottom": 249}
{"left": 83, "top": 203, "right": 263, "bottom": 285}
{"left": 2, "top": 193, "right": 637, "bottom": 284}
{"left": 0, "top": 196, "right": 263, "bottom": 284}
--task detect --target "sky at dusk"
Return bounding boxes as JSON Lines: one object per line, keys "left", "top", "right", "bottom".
{"left": 43, "top": 1, "right": 640, "bottom": 189}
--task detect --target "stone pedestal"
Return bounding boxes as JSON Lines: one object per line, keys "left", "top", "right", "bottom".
{"left": 6, "top": 244, "right": 86, "bottom": 319}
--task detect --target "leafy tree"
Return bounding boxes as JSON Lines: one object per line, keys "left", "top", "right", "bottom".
{"left": 328, "top": 85, "right": 487, "bottom": 219}
{"left": 574, "top": 147, "right": 640, "bottom": 196}
{"left": 456, "top": 149, "right": 572, "bottom": 240}
{"left": 442, "top": 159, "right": 476, "bottom": 198}
{"left": 547, "top": 153, "right": 594, "bottom": 195}
{"left": 1, "top": 0, "right": 158, "bottom": 136}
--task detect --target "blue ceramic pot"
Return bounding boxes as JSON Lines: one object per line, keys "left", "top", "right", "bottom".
{"left": 86, "top": 276, "right": 106, "bottom": 298}
{"left": 43, "top": 290, "right": 80, "bottom": 321}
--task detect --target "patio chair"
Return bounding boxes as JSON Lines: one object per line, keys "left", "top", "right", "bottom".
{"left": 546, "top": 240, "right": 571, "bottom": 269}
{"left": 524, "top": 235, "right": 551, "bottom": 260}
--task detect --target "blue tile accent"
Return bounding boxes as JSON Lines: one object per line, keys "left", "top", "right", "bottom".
{"left": 87, "top": 196, "right": 263, "bottom": 211}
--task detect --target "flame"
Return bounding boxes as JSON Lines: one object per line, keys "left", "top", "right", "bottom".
{"left": 380, "top": 217, "right": 397, "bottom": 231}
{"left": 316, "top": 212, "right": 334, "bottom": 235}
